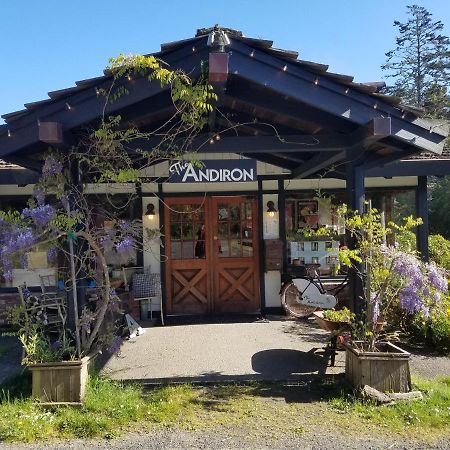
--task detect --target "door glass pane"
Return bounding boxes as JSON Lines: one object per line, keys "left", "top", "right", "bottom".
{"left": 242, "top": 240, "right": 253, "bottom": 257}
{"left": 218, "top": 222, "right": 228, "bottom": 239}
{"left": 230, "top": 239, "right": 241, "bottom": 257}
{"left": 230, "top": 205, "right": 240, "bottom": 220}
{"left": 170, "top": 223, "right": 182, "bottom": 239}
{"left": 230, "top": 221, "right": 240, "bottom": 238}
{"left": 218, "top": 206, "right": 228, "bottom": 220}
{"left": 218, "top": 239, "right": 229, "bottom": 257}
{"left": 171, "top": 241, "right": 182, "bottom": 259}
{"left": 244, "top": 202, "right": 252, "bottom": 220}
{"left": 169, "top": 203, "right": 205, "bottom": 260}
{"left": 215, "top": 199, "right": 254, "bottom": 258}
{"left": 243, "top": 221, "right": 252, "bottom": 238}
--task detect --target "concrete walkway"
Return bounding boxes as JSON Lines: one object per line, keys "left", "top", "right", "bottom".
{"left": 100, "top": 317, "right": 345, "bottom": 383}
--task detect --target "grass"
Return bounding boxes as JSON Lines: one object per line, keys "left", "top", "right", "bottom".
{"left": 329, "top": 376, "right": 450, "bottom": 432}
{"left": 0, "top": 374, "right": 449, "bottom": 443}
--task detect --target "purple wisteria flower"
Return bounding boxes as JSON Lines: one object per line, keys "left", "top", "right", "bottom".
{"left": 47, "top": 247, "right": 58, "bottom": 263}
{"left": 20, "top": 253, "right": 28, "bottom": 269}
{"left": 22, "top": 205, "right": 55, "bottom": 228}
{"left": 398, "top": 287, "right": 425, "bottom": 315}
{"left": 393, "top": 252, "right": 424, "bottom": 290}
{"left": 115, "top": 236, "right": 134, "bottom": 253}
{"left": 118, "top": 220, "right": 132, "bottom": 234}
{"left": 1, "top": 259, "right": 13, "bottom": 281}
{"left": 60, "top": 194, "right": 69, "bottom": 211}
{"left": 426, "top": 262, "right": 448, "bottom": 293}
{"left": 106, "top": 336, "right": 123, "bottom": 355}
{"left": 42, "top": 156, "right": 63, "bottom": 177}
{"left": 33, "top": 187, "right": 45, "bottom": 206}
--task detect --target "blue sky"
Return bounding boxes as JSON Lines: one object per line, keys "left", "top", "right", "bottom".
{"left": 1, "top": 0, "right": 449, "bottom": 123}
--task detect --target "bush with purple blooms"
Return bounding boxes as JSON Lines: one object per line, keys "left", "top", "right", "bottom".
{"left": 340, "top": 206, "right": 448, "bottom": 350}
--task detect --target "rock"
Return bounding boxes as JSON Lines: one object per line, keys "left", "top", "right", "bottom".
{"left": 361, "top": 385, "right": 392, "bottom": 404}
{"left": 387, "top": 391, "right": 423, "bottom": 401}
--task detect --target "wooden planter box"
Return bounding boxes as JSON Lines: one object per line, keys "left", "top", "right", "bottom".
{"left": 29, "top": 355, "right": 91, "bottom": 405}
{"left": 345, "top": 341, "right": 411, "bottom": 393}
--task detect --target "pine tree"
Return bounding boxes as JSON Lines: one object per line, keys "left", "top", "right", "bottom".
{"left": 382, "top": 4, "right": 450, "bottom": 119}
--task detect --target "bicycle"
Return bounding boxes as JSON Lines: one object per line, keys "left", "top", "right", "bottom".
{"left": 280, "top": 265, "right": 348, "bottom": 319}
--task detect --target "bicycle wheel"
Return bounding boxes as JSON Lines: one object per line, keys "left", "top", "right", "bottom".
{"left": 280, "top": 281, "right": 317, "bottom": 319}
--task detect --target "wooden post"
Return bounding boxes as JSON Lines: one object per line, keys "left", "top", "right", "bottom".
{"left": 416, "top": 176, "right": 429, "bottom": 261}
{"left": 158, "top": 183, "right": 166, "bottom": 321}
{"left": 346, "top": 160, "right": 366, "bottom": 318}
{"left": 257, "top": 180, "right": 266, "bottom": 312}
{"left": 135, "top": 182, "right": 144, "bottom": 267}
{"left": 278, "top": 179, "right": 287, "bottom": 274}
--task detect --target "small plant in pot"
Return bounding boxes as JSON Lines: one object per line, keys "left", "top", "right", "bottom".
{"left": 339, "top": 206, "right": 448, "bottom": 393}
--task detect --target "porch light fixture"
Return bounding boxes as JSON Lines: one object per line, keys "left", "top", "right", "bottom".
{"left": 266, "top": 201, "right": 277, "bottom": 217}
{"left": 146, "top": 203, "right": 156, "bottom": 219}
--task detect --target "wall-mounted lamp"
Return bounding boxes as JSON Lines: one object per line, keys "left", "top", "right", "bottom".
{"left": 146, "top": 203, "right": 155, "bottom": 219}
{"left": 266, "top": 201, "right": 277, "bottom": 217}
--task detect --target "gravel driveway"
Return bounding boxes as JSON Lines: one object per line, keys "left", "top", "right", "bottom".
{"left": 1, "top": 427, "right": 449, "bottom": 450}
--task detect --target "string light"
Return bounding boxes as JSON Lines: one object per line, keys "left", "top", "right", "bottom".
{"left": 345, "top": 88, "right": 349, "bottom": 94}
{"left": 314, "top": 78, "right": 319, "bottom": 86}
{"left": 66, "top": 102, "right": 72, "bottom": 110}
{"left": 401, "top": 110, "right": 406, "bottom": 119}
{"left": 95, "top": 87, "right": 100, "bottom": 96}
{"left": 7, "top": 129, "right": 11, "bottom": 137}
{"left": 215, "top": 134, "right": 220, "bottom": 141}
{"left": 209, "top": 138, "right": 214, "bottom": 144}
{"left": 126, "top": 74, "right": 132, "bottom": 81}
{"left": 192, "top": 46, "right": 196, "bottom": 52}
{"left": 373, "top": 103, "right": 378, "bottom": 109}
{"left": 282, "top": 65, "right": 287, "bottom": 72}
{"left": 250, "top": 50, "right": 255, "bottom": 57}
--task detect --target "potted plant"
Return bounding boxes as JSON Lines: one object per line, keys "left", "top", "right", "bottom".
{"left": 339, "top": 207, "right": 448, "bottom": 393}
{"left": 313, "top": 307, "right": 355, "bottom": 333}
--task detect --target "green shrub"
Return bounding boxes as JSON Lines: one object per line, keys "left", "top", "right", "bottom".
{"left": 429, "top": 234, "right": 450, "bottom": 272}
{"left": 407, "top": 296, "right": 450, "bottom": 351}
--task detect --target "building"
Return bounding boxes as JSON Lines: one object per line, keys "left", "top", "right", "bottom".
{"left": 0, "top": 26, "right": 448, "bottom": 322}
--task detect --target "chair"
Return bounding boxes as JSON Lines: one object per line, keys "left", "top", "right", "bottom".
{"left": 39, "top": 273, "right": 61, "bottom": 300}
{"left": 18, "top": 283, "right": 67, "bottom": 329}
{"left": 121, "top": 266, "right": 150, "bottom": 291}
{"left": 131, "top": 272, "right": 163, "bottom": 325}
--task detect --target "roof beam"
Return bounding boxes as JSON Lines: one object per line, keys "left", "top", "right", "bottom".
{"left": 119, "top": 133, "right": 356, "bottom": 155}
{"left": 228, "top": 40, "right": 446, "bottom": 154}
{"left": 0, "top": 41, "right": 209, "bottom": 159}
{"left": 366, "top": 159, "right": 450, "bottom": 177}
{"left": 292, "top": 151, "right": 346, "bottom": 179}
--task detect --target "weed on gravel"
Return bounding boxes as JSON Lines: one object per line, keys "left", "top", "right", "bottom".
{"left": 0, "top": 374, "right": 449, "bottom": 443}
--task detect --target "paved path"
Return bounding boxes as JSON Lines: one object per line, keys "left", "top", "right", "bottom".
{"left": 101, "top": 318, "right": 342, "bottom": 382}
{"left": 100, "top": 316, "right": 450, "bottom": 383}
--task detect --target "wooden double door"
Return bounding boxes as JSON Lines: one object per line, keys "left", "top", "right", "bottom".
{"left": 165, "top": 196, "right": 260, "bottom": 315}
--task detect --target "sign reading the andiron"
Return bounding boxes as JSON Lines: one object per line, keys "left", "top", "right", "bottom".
{"left": 168, "top": 159, "right": 257, "bottom": 183}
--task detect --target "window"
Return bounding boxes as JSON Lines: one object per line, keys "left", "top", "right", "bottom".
{"left": 311, "top": 242, "right": 319, "bottom": 251}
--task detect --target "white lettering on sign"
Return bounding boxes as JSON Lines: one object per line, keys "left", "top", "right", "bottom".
{"left": 179, "top": 163, "right": 254, "bottom": 183}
